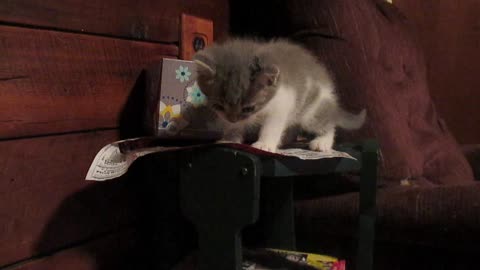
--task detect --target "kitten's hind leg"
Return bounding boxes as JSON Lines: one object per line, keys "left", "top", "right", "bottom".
{"left": 301, "top": 95, "right": 337, "bottom": 152}
{"left": 309, "top": 127, "right": 335, "bottom": 152}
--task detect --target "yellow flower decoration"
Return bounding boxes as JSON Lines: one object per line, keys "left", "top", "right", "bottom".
{"left": 159, "top": 101, "right": 181, "bottom": 128}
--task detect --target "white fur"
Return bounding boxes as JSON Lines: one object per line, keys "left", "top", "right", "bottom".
{"left": 305, "top": 77, "right": 314, "bottom": 92}
{"left": 309, "top": 128, "right": 335, "bottom": 152}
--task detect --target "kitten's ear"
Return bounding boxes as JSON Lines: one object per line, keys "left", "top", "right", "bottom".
{"left": 193, "top": 50, "right": 216, "bottom": 78}
{"left": 255, "top": 64, "right": 280, "bottom": 88}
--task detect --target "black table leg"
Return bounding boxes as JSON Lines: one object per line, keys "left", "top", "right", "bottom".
{"left": 356, "top": 141, "right": 378, "bottom": 270}
{"left": 261, "top": 178, "right": 296, "bottom": 250}
{"left": 179, "top": 148, "right": 261, "bottom": 270}
{"left": 197, "top": 228, "right": 242, "bottom": 270}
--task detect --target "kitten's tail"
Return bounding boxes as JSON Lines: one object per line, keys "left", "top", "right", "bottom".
{"left": 336, "top": 108, "right": 367, "bottom": 130}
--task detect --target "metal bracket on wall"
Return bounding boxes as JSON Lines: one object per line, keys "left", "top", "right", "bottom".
{"left": 180, "top": 14, "right": 213, "bottom": 60}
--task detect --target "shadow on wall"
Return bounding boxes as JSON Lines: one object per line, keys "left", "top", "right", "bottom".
{"left": 118, "top": 70, "right": 148, "bottom": 139}
{"left": 34, "top": 69, "right": 196, "bottom": 269}
{"left": 34, "top": 156, "right": 196, "bottom": 270}
{"left": 33, "top": 172, "right": 147, "bottom": 269}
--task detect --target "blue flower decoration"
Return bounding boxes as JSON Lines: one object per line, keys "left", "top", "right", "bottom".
{"left": 186, "top": 81, "right": 207, "bottom": 107}
{"left": 175, "top": 65, "right": 191, "bottom": 82}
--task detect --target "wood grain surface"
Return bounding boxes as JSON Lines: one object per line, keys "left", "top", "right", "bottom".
{"left": 0, "top": 25, "right": 177, "bottom": 139}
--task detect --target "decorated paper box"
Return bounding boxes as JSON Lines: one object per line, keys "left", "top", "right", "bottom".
{"left": 144, "top": 58, "right": 221, "bottom": 138}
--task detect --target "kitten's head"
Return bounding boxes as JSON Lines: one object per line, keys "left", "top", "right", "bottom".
{"left": 193, "top": 45, "right": 280, "bottom": 123}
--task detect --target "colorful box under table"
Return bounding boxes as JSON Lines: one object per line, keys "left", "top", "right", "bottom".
{"left": 172, "top": 248, "right": 346, "bottom": 270}
{"left": 267, "top": 249, "right": 345, "bottom": 270}
{"left": 242, "top": 248, "right": 346, "bottom": 270}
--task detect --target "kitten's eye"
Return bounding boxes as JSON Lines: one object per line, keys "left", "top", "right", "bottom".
{"left": 212, "top": 103, "right": 225, "bottom": 111}
{"left": 242, "top": 106, "right": 255, "bottom": 113}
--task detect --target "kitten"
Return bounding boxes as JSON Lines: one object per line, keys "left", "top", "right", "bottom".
{"left": 193, "top": 38, "right": 366, "bottom": 152}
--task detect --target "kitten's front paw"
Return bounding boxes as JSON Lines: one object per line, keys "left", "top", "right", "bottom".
{"left": 252, "top": 141, "right": 277, "bottom": 153}
{"left": 309, "top": 137, "right": 334, "bottom": 152}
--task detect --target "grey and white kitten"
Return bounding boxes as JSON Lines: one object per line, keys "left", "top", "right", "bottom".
{"left": 192, "top": 38, "right": 366, "bottom": 152}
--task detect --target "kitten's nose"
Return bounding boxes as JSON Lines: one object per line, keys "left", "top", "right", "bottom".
{"left": 226, "top": 114, "right": 239, "bottom": 123}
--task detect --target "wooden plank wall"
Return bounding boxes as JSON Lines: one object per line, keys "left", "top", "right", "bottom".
{"left": 394, "top": 0, "right": 480, "bottom": 144}
{"left": 0, "top": 1, "right": 228, "bottom": 269}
